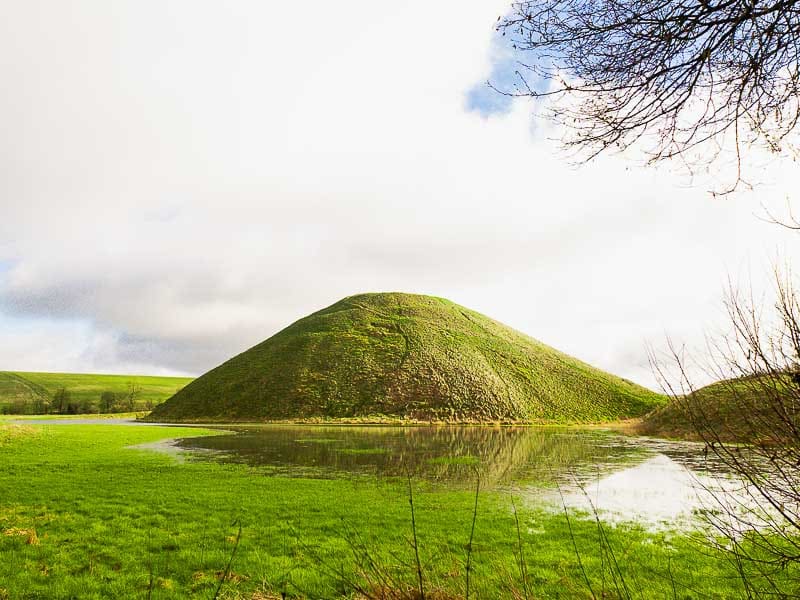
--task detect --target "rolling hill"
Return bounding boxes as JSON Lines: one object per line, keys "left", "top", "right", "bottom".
{"left": 148, "top": 292, "right": 665, "bottom": 423}
{"left": 637, "top": 374, "right": 799, "bottom": 442}
{"left": 0, "top": 371, "right": 194, "bottom": 414}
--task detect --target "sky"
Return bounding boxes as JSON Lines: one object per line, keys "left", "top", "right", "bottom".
{"left": 1, "top": 0, "right": 799, "bottom": 389}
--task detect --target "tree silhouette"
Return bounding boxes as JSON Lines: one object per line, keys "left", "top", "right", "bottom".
{"left": 496, "top": 0, "right": 800, "bottom": 191}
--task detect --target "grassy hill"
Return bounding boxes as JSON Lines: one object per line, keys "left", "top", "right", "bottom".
{"left": 0, "top": 371, "right": 194, "bottom": 414}
{"left": 637, "top": 374, "right": 798, "bottom": 442}
{"left": 148, "top": 292, "right": 665, "bottom": 423}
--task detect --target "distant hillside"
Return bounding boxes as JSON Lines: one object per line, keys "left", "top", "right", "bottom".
{"left": 0, "top": 371, "right": 194, "bottom": 414}
{"left": 148, "top": 292, "right": 665, "bottom": 423}
{"left": 637, "top": 374, "right": 798, "bottom": 442}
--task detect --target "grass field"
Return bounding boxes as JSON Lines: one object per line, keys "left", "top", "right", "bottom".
{"left": 150, "top": 292, "right": 665, "bottom": 423}
{"left": 0, "top": 422, "right": 790, "bottom": 598}
{"left": 0, "top": 371, "right": 194, "bottom": 414}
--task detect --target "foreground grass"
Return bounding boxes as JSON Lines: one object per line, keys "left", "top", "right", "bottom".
{"left": 0, "top": 424, "right": 787, "bottom": 598}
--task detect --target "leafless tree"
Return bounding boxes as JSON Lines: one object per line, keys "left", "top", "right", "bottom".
{"left": 650, "top": 270, "right": 800, "bottom": 594}
{"left": 495, "top": 0, "right": 800, "bottom": 192}
{"left": 123, "top": 382, "right": 141, "bottom": 412}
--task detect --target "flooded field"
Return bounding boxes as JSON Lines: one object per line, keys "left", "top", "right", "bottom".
{"left": 174, "top": 424, "right": 741, "bottom": 528}
{"left": 2, "top": 420, "right": 792, "bottom": 597}
{"left": 11, "top": 418, "right": 768, "bottom": 530}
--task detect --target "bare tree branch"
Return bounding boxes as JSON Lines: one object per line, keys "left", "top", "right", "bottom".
{"left": 496, "top": 0, "right": 800, "bottom": 192}
{"left": 651, "top": 269, "right": 800, "bottom": 592}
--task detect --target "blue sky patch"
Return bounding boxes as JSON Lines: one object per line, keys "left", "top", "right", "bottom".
{"left": 465, "top": 80, "right": 514, "bottom": 117}
{"left": 465, "top": 23, "right": 561, "bottom": 120}
{"left": 465, "top": 31, "right": 537, "bottom": 117}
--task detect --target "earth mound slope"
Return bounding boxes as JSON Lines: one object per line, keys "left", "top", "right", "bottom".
{"left": 148, "top": 293, "right": 664, "bottom": 422}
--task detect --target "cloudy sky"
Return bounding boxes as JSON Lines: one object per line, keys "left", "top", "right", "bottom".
{"left": 1, "top": 0, "right": 799, "bottom": 389}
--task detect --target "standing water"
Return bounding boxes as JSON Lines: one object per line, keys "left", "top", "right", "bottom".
{"left": 172, "top": 424, "right": 745, "bottom": 529}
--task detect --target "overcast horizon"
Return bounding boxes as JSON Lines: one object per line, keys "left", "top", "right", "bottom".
{"left": 2, "top": 1, "right": 800, "bottom": 390}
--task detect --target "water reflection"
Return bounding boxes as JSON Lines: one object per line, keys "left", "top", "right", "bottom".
{"left": 174, "top": 425, "right": 763, "bottom": 528}
{"left": 539, "top": 437, "right": 769, "bottom": 528}
{"left": 177, "top": 425, "right": 653, "bottom": 487}
{"left": 549, "top": 454, "right": 716, "bottom": 527}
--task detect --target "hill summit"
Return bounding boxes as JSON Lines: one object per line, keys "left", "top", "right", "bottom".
{"left": 148, "top": 292, "right": 663, "bottom": 422}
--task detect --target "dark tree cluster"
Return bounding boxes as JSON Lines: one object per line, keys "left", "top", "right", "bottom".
{"left": 497, "top": 0, "right": 800, "bottom": 189}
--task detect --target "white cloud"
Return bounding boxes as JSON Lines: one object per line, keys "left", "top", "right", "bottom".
{"left": 1, "top": 0, "right": 799, "bottom": 388}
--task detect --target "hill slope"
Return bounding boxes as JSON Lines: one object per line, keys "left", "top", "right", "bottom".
{"left": 637, "top": 375, "right": 798, "bottom": 442}
{"left": 0, "top": 372, "right": 50, "bottom": 408}
{"left": 148, "top": 292, "right": 664, "bottom": 423}
{"left": 0, "top": 371, "right": 194, "bottom": 414}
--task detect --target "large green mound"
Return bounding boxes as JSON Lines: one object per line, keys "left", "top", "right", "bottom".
{"left": 149, "top": 293, "right": 664, "bottom": 423}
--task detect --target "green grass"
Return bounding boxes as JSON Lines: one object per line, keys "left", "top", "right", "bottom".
{"left": 149, "top": 292, "right": 665, "bottom": 424}
{"left": 0, "top": 422, "right": 792, "bottom": 598}
{"left": 0, "top": 412, "right": 146, "bottom": 421}
{"left": 335, "top": 447, "right": 389, "bottom": 455}
{"left": 0, "top": 371, "right": 194, "bottom": 414}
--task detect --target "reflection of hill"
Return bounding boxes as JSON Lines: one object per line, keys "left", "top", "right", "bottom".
{"left": 178, "top": 425, "right": 649, "bottom": 487}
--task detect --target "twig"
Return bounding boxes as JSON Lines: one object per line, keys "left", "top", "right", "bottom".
{"left": 147, "top": 528, "right": 154, "bottom": 600}
{"left": 212, "top": 519, "right": 242, "bottom": 600}
{"left": 511, "top": 496, "right": 530, "bottom": 600}
{"left": 558, "top": 484, "right": 597, "bottom": 599}
{"left": 407, "top": 474, "right": 425, "bottom": 600}
{"left": 465, "top": 477, "right": 480, "bottom": 600}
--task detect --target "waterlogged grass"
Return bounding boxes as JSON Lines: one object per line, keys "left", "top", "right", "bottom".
{"left": 336, "top": 447, "right": 389, "bottom": 455}
{"left": 0, "top": 423, "right": 786, "bottom": 598}
{"left": 427, "top": 455, "right": 481, "bottom": 467}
